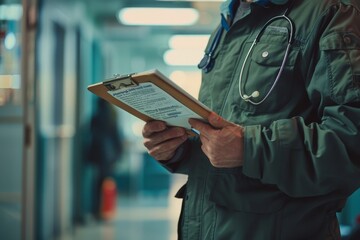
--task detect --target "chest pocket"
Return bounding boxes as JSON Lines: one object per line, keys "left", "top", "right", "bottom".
{"left": 232, "top": 31, "right": 300, "bottom": 114}
{"left": 320, "top": 32, "right": 360, "bottom": 104}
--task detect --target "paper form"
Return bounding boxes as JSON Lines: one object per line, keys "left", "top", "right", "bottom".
{"left": 108, "top": 82, "right": 203, "bottom": 129}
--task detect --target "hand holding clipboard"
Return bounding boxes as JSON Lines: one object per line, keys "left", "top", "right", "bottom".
{"left": 87, "top": 69, "right": 211, "bottom": 135}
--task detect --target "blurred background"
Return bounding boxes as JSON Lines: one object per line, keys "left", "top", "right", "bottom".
{"left": 0, "top": 0, "right": 359, "bottom": 239}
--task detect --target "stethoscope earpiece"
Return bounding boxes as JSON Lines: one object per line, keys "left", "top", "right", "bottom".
{"left": 198, "top": 53, "right": 215, "bottom": 73}
{"left": 198, "top": 54, "right": 210, "bottom": 71}
{"left": 243, "top": 91, "right": 260, "bottom": 100}
{"left": 198, "top": 26, "right": 223, "bottom": 73}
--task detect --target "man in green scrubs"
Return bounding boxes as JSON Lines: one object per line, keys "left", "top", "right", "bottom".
{"left": 142, "top": 0, "right": 360, "bottom": 239}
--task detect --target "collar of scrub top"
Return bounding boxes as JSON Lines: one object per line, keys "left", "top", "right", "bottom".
{"left": 198, "top": 0, "right": 290, "bottom": 72}
{"left": 220, "top": 0, "right": 290, "bottom": 30}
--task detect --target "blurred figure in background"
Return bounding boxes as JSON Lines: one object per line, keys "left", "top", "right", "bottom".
{"left": 87, "top": 98, "right": 123, "bottom": 221}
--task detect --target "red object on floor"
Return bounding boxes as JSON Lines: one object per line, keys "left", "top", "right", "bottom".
{"left": 100, "top": 177, "right": 117, "bottom": 220}
{"left": 356, "top": 214, "right": 360, "bottom": 224}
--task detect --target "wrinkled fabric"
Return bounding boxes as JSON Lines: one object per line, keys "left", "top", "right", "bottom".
{"left": 221, "top": 0, "right": 290, "bottom": 30}
{"left": 221, "top": 0, "right": 290, "bottom": 19}
{"left": 162, "top": 0, "right": 360, "bottom": 239}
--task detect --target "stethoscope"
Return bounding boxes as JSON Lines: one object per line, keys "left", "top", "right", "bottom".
{"left": 198, "top": 2, "right": 295, "bottom": 105}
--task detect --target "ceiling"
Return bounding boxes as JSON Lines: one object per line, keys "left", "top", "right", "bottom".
{"left": 41, "top": 0, "right": 225, "bottom": 77}
{"left": 81, "top": 0, "right": 223, "bottom": 37}
{"left": 41, "top": 0, "right": 224, "bottom": 42}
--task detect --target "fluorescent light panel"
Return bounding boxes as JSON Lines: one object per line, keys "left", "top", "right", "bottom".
{"left": 169, "top": 34, "right": 210, "bottom": 49}
{"left": 163, "top": 49, "right": 203, "bottom": 66}
{"left": 164, "top": 35, "right": 209, "bottom": 66}
{"left": 118, "top": 7, "right": 199, "bottom": 26}
{"left": 170, "top": 70, "right": 201, "bottom": 99}
{"left": 0, "top": 4, "right": 22, "bottom": 21}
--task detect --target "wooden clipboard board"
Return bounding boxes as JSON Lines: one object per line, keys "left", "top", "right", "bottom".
{"left": 87, "top": 69, "right": 211, "bottom": 134}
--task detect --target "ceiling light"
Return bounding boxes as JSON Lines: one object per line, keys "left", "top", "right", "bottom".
{"left": 169, "top": 34, "right": 210, "bottom": 49}
{"left": 169, "top": 71, "right": 202, "bottom": 98}
{"left": 0, "top": 4, "right": 22, "bottom": 21}
{"left": 118, "top": 7, "right": 199, "bottom": 26}
{"left": 163, "top": 49, "right": 203, "bottom": 66}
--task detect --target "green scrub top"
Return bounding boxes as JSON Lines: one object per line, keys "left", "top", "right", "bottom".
{"left": 162, "top": 0, "right": 360, "bottom": 239}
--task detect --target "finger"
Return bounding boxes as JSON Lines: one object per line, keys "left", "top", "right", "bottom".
{"left": 188, "top": 118, "right": 212, "bottom": 138}
{"left": 148, "top": 135, "right": 188, "bottom": 161}
{"left": 154, "top": 151, "right": 176, "bottom": 162}
{"left": 208, "top": 112, "right": 232, "bottom": 129}
{"left": 142, "top": 121, "right": 167, "bottom": 138}
{"left": 143, "top": 127, "right": 186, "bottom": 149}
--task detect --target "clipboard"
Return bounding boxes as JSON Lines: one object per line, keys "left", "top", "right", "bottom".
{"left": 87, "top": 69, "right": 211, "bottom": 134}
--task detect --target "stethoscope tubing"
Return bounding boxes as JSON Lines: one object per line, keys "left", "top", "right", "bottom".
{"left": 198, "top": 2, "right": 296, "bottom": 105}
{"left": 238, "top": 14, "right": 294, "bottom": 105}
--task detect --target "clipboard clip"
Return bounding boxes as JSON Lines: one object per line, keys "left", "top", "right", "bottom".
{"left": 105, "top": 73, "right": 139, "bottom": 91}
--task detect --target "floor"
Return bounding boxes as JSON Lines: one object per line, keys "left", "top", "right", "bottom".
{"left": 68, "top": 176, "right": 186, "bottom": 240}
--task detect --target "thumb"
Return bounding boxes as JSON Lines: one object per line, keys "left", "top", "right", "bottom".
{"left": 208, "top": 112, "right": 231, "bottom": 129}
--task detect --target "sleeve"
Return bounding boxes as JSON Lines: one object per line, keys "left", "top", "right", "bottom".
{"left": 242, "top": 2, "right": 360, "bottom": 198}
{"left": 159, "top": 140, "right": 190, "bottom": 173}
{"left": 159, "top": 136, "right": 203, "bottom": 174}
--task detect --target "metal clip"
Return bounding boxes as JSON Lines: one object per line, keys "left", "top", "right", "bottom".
{"left": 105, "top": 74, "right": 138, "bottom": 91}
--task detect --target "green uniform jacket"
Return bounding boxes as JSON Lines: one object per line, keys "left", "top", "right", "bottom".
{"left": 162, "top": 0, "right": 360, "bottom": 239}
